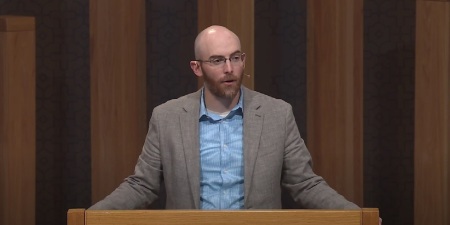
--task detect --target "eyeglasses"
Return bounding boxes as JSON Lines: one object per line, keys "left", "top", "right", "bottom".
{"left": 195, "top": 53, "right": 245, "bottom": 66}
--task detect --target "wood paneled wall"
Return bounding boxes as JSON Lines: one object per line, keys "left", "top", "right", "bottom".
{"left": 197, "top": 0, "right": 254, "bottom": 90}
{"left": 90, "top": 0, "right": 147, "bottom": 203}
{"left": 415, "top": 1, "right": 450, "bottom": 224}
{"left": 306, "top": 0, "right": 363, "bottom": 206}
{"left": 0, "top": 16, "right": 36, "bottom": 225}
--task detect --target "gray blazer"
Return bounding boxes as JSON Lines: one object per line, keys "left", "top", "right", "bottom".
{"left": 90, "top": 87, "right": 358, "bottom": 210}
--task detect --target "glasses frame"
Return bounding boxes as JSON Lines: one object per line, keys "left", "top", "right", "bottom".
{"left": 194, "top": 52, "right": 246, "bottom": 66}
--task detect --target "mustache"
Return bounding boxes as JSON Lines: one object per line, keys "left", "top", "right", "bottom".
{"left": 220, "top": 74, "right": 237, "bottom": 82}
{"left": 220, "top": 72, "right": 247, "bottom": 82}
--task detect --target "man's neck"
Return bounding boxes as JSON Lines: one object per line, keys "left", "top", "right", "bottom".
{"left": 204, "top": 90, "right": 240, "bottom": 113}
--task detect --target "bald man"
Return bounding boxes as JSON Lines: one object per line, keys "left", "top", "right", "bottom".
{"left": 89, "top": 25, "right": 359, "bottom": 210}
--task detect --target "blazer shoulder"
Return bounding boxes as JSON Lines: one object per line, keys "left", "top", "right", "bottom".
{"left": 153, "top": 91, "right": 200, "bottom": 115}
{"left": 246, "top": 89, "right": 292, "bottom": 112}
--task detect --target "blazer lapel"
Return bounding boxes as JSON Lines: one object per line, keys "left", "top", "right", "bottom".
{"left": 180, "top": 91, "right": 201, "bottom": 208}
{"left": 242, "top": 88, "right": 264, "bottom": 206}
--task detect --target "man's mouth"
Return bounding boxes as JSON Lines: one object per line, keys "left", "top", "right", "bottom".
{"left": 221, "top": 76, "right": 236, "bottom": 84}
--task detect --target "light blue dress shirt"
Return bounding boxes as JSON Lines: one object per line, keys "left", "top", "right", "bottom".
{"left": 198, "top": 89, "right": 244, "bottom": 209}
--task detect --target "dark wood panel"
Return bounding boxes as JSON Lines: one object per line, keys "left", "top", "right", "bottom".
{"left": 418, "top": 0, "right": 450, "bottom": 2}
{"left": 306, "top": 0, "right": 363, "bottom": 206}
{"left": 0, "top": 15, "right": 35, "bottom": 225}
{"left": 415, "top": 1, "right": 450, "bottom": 225}
{"left": 90, "top": 0, "right": 147, "bottom": 203}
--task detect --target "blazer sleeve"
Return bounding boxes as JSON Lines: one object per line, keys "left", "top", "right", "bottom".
{"left": 89, "top": 110, "right": 163, "bottom": 210}
{"left": 280, "top": 105, "right": 359, "bottom": 209}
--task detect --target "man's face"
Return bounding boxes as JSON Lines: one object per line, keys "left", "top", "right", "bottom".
{"left": 200, "top": 52, "right": 245, "bottom": 100}
{"left": 190, "top": 27, "right": 246, "bottom": 101}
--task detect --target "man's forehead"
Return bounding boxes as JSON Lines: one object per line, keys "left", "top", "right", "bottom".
{"left": 196, "top": 26, "right": 241, "bottom": 58}
{"left": 202, "top": 44, "right": 240, "bottom": 58}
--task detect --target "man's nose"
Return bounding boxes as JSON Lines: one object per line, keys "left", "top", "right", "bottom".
{"left": 223, "top": 59, "right": 233, "bottom": 73}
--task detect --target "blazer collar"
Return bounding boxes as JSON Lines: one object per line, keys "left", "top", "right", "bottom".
{"left": 180, "top": 89, "right": 202, "bottom": 208}
{"left": 242, "top": 87, "right": 264, "bottom": 207}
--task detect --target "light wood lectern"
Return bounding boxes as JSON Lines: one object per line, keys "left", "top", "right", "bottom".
{"left": 68, "top": 208, "right": 379, "bottom": 225}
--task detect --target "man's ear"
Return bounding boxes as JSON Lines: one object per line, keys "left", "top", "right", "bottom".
{"left": 190, "top": 61, "right": 202, "bottom": 77}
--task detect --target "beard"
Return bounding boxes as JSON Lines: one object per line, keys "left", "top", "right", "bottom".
{"left": 201, "top": 67, "right": 243, "bottom": 100}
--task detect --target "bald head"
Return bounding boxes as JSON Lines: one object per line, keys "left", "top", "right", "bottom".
{"left": 194, "top": 25, "right": 241, "bottom": 60}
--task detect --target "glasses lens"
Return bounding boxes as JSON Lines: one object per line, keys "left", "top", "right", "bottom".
{"left": 204, "top": 53, "right": 244, "bottom": 66}
{"left": 210, "top": 57, "right": 225, "bottom": 65}
{"left": 230, "top": 55, "right": 241, "bottom": 62}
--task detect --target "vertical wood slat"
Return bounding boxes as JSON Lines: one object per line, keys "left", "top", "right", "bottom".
{"left": 90, "top": 0, "right": 147, "bottom": 203}
{"left": 306, "top": 0, "right": 363, "bottom": 206}
{"left": 0, "top": 16, "right": 36, "bottom": 225}
{"left": 415, "top": 1, "right": 450, "bottom": 225}
{"left": 197, "top": 0, "right": 254, "bottom": 90}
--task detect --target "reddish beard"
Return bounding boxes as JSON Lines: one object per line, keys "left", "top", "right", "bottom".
{"left": 201, "top": 68, "right": 243, "bottom": 100}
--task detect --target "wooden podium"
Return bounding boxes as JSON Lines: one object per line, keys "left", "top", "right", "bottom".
{"left": 68, "top": 208, "right": 379, "bottom": 225}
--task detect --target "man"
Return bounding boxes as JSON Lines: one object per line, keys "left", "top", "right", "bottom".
{"left": 90, "top": 25, "right": 358, "bottom": 210}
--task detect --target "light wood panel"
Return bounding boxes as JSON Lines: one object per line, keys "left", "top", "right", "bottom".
{"left": 0, "top": 15, "right": 36, "bottom": 225}
{"left": 67, "top": 209, "right": 85, "bottom": 225}
{"left": 197, "top": 0, "right": 254, "bottom": 90}
{"left": 68, "top": 208, "right": 379, "bottom": 225}
{"left": 306, "top": 0, "right": 363, "bottom": 206}
{"left": 415, "top": 1, "right": 450, "bottom": 225}
{"left": 90, "top": 0, "right": 147, "bottom": 203}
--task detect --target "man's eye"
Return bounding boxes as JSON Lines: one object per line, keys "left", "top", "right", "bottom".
{"left": 210, "top": 58, "right": 223, "bottom": 64}
{"left": 231, "top": 55, "right": 241, "bottom": 61}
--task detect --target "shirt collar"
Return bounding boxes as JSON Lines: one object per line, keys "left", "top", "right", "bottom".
{"left": 199, "top": 87, "right": 244, "bottom": 120}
